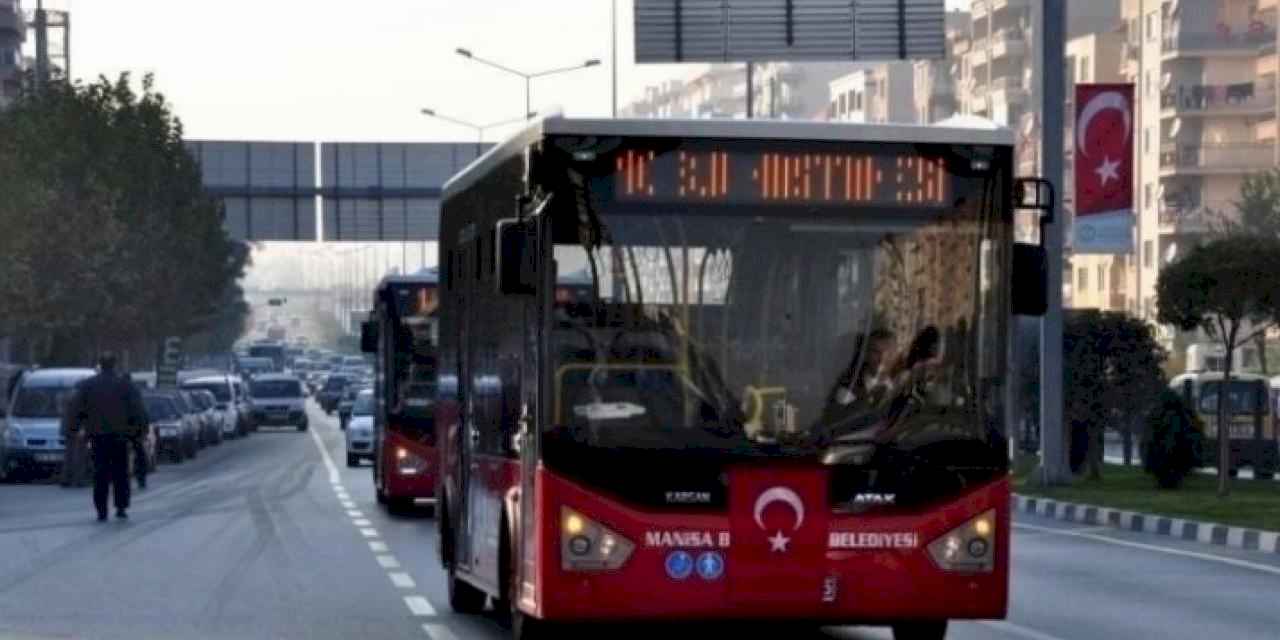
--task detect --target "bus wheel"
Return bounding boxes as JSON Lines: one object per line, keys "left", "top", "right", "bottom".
{"left": 447, "top": 567, "right": 486, "bottom": 615}
{"left": 892, "top": 621, "right": 948, "bottom": 640}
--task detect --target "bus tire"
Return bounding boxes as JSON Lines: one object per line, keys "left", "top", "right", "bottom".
{"left": 447, "top": 567, "right": 486, "bottom": 615}
{"left": 893, "top": 621, "right": 948, "bottom": 640}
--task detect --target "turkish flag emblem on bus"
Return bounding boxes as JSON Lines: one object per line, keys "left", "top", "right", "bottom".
{"left": 1074, "top": 84, "right": 1134, "bottom": 218}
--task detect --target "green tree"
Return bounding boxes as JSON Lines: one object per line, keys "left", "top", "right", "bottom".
{"left": 1210, "top": 169, "right": 1280, "bottom": 375}
{"left": 1156, "top": 235, "right": 1280, "bottom": 496}
{"left": 1064, "top": 310, "right": 1168, "bottom": 480}
{"left": 0, "top": 73, "right": 248, "bottom": 366}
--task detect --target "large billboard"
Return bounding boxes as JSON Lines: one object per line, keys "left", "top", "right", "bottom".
{"left": 320, "top": 143, "right": 490, "bottom": 241}
{"left": 1073, "top": 84, "right": 1135, "bottom": 254}
{"left": 634, "top": 0, "right": 946, "bottom": 63}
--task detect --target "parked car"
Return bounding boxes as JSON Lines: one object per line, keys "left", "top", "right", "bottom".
{"left": 345, "top": 389, "right": 375, "bottom": 467}
{"left": 317, "top": 374, "right": 352, "bottom": 415}
{"left": 0, "top": 368, "right": 96, "bottom": 480}
{"left": 237, "top": 357, "right": 275, "bottom": 381}
{"left": 249, "top": 374, "right": 309, "bottom": 431}
{"left": 233, "top": 377, "right": 256, "bottom": 433}
{"left": 144, "top": 392, "right": 191, "bottom": 463}
{"left": 188, "top": 390, "right": 225, "bottom": 446}
{"left": 165, "top": 391, "right": 203, "bottom": 459}
{"left": 181, "top": 375, "right": 247, "bottom": 439}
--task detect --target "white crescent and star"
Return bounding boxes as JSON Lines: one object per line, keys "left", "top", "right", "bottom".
{"left": 1076, "top": 91, "right": 1131, "bottom": 160}
{"left": 754, "top": 486, "right": 805, "bottom": 553}
{"left": 1095, "top": 156, "right": 1120, "bottom": 185}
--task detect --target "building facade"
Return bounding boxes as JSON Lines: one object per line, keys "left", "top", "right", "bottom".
{"left": 623, "top": 63, "right": 851, "bottom": 121}
{"left": 1123, "top": 0, "right": 1279, "bottom": 346}
{"left": 828, "top": 62, "right": 915, "bottom": 123}
{"left": 0, "top": 0, "right": 25, "bottom": 109}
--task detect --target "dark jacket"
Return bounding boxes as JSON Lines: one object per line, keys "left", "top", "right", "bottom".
{"left": 66, "top": 371, "right": 149, "bottom": 437}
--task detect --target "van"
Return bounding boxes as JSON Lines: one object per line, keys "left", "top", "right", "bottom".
{"left": 0, "top": 368, "right": 96, "bottom": 479}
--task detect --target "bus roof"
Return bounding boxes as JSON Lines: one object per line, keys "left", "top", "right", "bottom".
{"left": 1171, "top": 371, "right": 1271, "bottom": 384}
{"left": 443, "top": 115, "right": 1016, "bottom": 200}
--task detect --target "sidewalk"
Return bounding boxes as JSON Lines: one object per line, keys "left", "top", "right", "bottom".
{"left": 1012, "top": 493, "right": 1280, "bottom": 554}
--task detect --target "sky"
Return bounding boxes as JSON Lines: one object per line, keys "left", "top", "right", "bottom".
{"left": 34, "top": 0, "right": 970, "bottom": 289}
{"left": 44, "top": 0, "right": 970, "bottom": 143}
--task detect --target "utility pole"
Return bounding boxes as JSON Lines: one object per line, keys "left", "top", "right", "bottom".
{"left": 1038, "top": 0, "right": 1070, "bottom": 486}
{"left": 33, "top": 0, "right": 47, "bottom": 94}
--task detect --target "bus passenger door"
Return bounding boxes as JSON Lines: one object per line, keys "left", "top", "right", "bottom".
{"left": 514, "top": 217, "right": 546, "bottom": 611}
{"left": 455, "top": 238, "right": 478, "bottom": 574}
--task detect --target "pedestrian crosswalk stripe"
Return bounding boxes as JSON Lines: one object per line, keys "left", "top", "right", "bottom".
{"left": 422, "top": 623, "right": 458, "bottom": 640}
{"left": 404, "top": 596, "right": 436, "bottom": 616}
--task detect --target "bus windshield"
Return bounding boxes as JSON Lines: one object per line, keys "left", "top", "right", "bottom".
{"left": 386, "top": 282, "right": 439, "bottom": 429}
{"left": 542, "top": 162, "right": 1009, "bottom": 500}
{"left": 1199, "top": 380, "right": 1266, "bottom": 416}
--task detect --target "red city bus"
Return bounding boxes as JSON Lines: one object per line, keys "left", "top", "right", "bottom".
{"left": 436, "top": 117, "right": 1048, "bottom": 639}
{"left": 362, "top": 269, "right": 441, "bottom": 514}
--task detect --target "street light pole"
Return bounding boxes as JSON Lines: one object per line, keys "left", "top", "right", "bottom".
{"left": 421, "top": 109, "right": 536, "bottom": 156}
{"left": 455, "top": 47, "right": 600, "bottom": 117}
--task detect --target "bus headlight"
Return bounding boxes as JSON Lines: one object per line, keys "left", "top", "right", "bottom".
{"left": 396, "top": 448, "right": 428, "bottom": 475}
{"left": 560, "top": 507, "right": 634, "bottom": 572}
{"left": 927, "top": 509, "right": 996, "bottom": 573}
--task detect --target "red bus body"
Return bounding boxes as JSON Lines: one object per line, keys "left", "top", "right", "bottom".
{"left": 438, "top": 117, "right": 1024, "bottom": 637}
{"left": 364, "top": 271, "right": 441, "bottom": 512}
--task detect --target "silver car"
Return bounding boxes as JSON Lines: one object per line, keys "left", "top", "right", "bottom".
{"left": 0, "top": 368, "right": 96, "bottom": 480}
{"left": 344, "top": 389, "right": 375, "bottom": 467}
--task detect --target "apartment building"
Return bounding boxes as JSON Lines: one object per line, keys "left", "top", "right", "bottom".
{"left": 912, "top": 10, "right": 973, "bottom": 125}
{"left": 1066, "top": 30, "right": 1134, "bottom": 312}
{"left": 827, "top": 62, "right": 914, "bottom": 123}
{"left": 0, "top": 0, "right": 25, "bottom": 109}
{"left": 623, "top": 63, "right": 850, "bottom": 121}
{"left": 1122, "top": 0, "right": 1279, "bottom": 345}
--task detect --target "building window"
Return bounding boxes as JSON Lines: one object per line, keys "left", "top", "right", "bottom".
{"left": 1143, "top": 240, "right": 1154, "bottom": 268}
{"left": 1078, "top": 267, "right": 1088, "bottom": 291}
{"left": 838, "top": 93, "right": 847, "bottom": 115}
{"left": 1144, "top": 70, "right": 1152, "bottom": 98}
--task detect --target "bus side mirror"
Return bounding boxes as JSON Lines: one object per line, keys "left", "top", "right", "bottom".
{"left": 360, "top": 321, "right": 378, "bottom": 354}
{"left": 497, "top": 219, "right": 536, "bottom": 296}
{"left": 1011, "top": 243, "right": 1048, "bottom": 317}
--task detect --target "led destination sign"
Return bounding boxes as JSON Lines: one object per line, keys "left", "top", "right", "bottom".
{"left": 610, "top": 144, "right": 960, "bottom": 208}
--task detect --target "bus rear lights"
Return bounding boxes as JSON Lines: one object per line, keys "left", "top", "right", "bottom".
{"left": 560, "top": 508, "right": 635, "bottom": 572}
{"left": 927, "top": 509, "right": 996, "bottom": 573}
{"left": 395, "top": 448, "right": 428, "bottom": 475}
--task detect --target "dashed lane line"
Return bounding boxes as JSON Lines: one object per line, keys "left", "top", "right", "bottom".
{"left": 306, "top": 419, "right": 341, "bottom": 483}
{"left": 353, "top": 518, "right": 373, "bottom": 527}
{"left": 347, "top": 510, "right": 364, "bottom": 518}
{"left": 977, "top": 620, "right": 1070, "bottom": 640}
{"left": 340, "top": 500, "right": 356, "bottom": 509}
{"left": 360, "top": 528, "right": 380, "bottom": 538}
{"left": 369, "top": 541, "right": 389, "bottom": 553}
{"left": 390, "top": 572, "right": 416, "bottom": 589}
{"left": 405, "top": 595, "right": 437, "bottom": 616}
{"left": 1014, "top": 522, "right": 1280, "bottom": 577}
{"left": 422, "top": 623, "right": 459, "bottom": 640}
{"left": 377, "top": 554, "right": 401, "bottom": 569}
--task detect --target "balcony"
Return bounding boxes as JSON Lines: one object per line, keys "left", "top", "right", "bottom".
{"left": 1158, "top": 199, "right": 1234, "bottom": 234}
{"left": 990, "top": 75, "right": 1027, "bottom": 101}
{"left": 1159, "top": 142, "right": 1276, "bottom": 176}
{"left": 990, "top": 29, "right": 1027, "bottom": 61}
{"left": 1160, "top": 82, "right": 1277, "bottom": 118}
{"left": 0, "top": 3, "right": 24, "bottom": 37}
{"left": 1162, "top": 28, "right": 1277, "bottom": 59}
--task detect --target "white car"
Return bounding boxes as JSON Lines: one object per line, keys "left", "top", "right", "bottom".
{"left": 181, "top": 375, "right": 247, "bottom": 438}
{"left": 249, "top": 374, "right": 309, "bottom": 431}
{"left": 1, "top": 368, "right": 96, "bottom": 480}
{"left": 345, "top": 389, "right": 375, "bottom": 467}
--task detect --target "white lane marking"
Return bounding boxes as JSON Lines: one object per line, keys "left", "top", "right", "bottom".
{"left": 307, "top": 419, "right": 341, "bottom": 483}
{"left": 347, "top": 510, "right": 364, "bottom": 518}
{"left": 977, "top": 620, "right": 1071, "bottom": 640}
{"left": 376, "top": 554, "right": 401, "bottom": 569}
{"left": 369, "top": 541, "right": 389, "bottom": 553}
{"left": 390, "top": 572, "right": 416, "bottom": 588}
{"left": 353, "top": 518, "right": 373, "bottom": 527}
{"left": 1014, "top": 522, "right": 1280, "bottom": 577}
{"left": 360, "top": 528, "right": 379, "bottom": 538}
{"left": 423, "top": 623, "right": 459, "bottom": 640}
{"left": 336, "top": 492, "right": 351, "bottom": 500}
{"left": 404, "top": 596, "right": 437, "bottom": 616}
{"left": 332, "top": 485, "right": 345, "bottom": 493}
{"left": 340, "top": 501, "right": 356, "bottom": 509}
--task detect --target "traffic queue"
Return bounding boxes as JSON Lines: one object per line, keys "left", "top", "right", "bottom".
{"left": 0, "top": 341, "right": 372, "bottom": 484}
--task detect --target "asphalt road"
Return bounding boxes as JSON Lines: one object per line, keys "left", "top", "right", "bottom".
{"left": 2, "top": 405, "right": 1279, "bottom": 640}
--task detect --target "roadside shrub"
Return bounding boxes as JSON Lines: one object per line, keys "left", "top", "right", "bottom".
{"left": 1142, "top": 390, "right": 1204, "bottom": 489}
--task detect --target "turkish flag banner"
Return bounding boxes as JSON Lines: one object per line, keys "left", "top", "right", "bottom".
{"left": 1074, "top": 83, "right": 1135, "bottom": 253}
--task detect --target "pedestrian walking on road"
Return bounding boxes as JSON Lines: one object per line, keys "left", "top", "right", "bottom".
{"left": 64, "top": 353, "right": 150, "bottom": 521}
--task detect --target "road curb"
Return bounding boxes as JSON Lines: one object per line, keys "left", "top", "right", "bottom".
{"left": 1012, "top": 494, "right": 1280, "bottom": 554}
